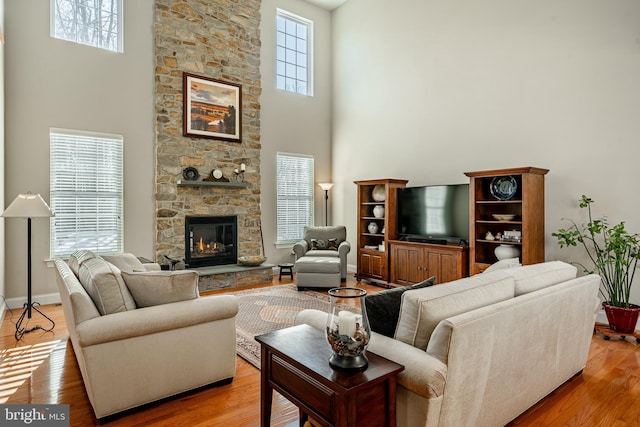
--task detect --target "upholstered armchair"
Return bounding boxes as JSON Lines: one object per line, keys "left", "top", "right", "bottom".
{"left": 293, "top": 225, "right": 351, "bottom": 280}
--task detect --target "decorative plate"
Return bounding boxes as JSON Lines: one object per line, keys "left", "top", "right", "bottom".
{"left": 182, "top": 167, "right": 199, "bottom": 181}
{"left": 490, "top": 176, "right": 517, "bottom": 201}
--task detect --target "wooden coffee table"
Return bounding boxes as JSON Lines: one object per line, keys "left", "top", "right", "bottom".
{"left": 255, "top": 324, "right": 404, "bottom": 427}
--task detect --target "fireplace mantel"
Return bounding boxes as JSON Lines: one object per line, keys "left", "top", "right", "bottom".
{"left": 177, "top": 180, "right": 250, "bottom": 188}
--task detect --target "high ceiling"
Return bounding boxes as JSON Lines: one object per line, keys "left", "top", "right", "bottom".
{"left": 303, "top": 0, "right": 348, "bottom": 11}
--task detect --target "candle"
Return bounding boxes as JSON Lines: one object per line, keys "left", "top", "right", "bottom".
{"left": 338, "top": 311, "right": 357, "bottom": 338}
{"left": 234, "top": 168, "right": 239, "bottom": 174}
{"left": 240, "top": 163, "right": 246, "bottom": 172}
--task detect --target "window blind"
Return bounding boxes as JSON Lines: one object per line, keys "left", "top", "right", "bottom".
{"left": 276, "top": 153, "right": 314, "bottom": 244}
{"left": 50, "top": 128, "right": 123, "bottom": 257}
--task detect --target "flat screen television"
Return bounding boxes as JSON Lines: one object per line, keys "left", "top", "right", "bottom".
{"left": 397, "top": 184, "right": 469, "bottom": 244}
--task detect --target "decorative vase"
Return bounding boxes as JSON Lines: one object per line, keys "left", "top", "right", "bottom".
{"left": 326, "top": 287, "right": 371, "bottom": 370}
{"left": 602, "top": 302, "right": 640, "bottom": 334}
{"left": 373, "top": 205, "right": 385, "bottom": 218}
{"left": 494, "top": 244, "right": 520, "bottom": 261}
{"left": 367, "top": 222, "right": 379, "bottom": 234}
{"left": 371, "top": 185, "right": 386, "bottom": 202}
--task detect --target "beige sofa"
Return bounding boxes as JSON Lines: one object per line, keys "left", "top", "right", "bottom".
{"left": 54, "top": 251, "right": 239, "bottom": 419}
{"left": 296, "top": 261, "right": 600, "bottom": 427}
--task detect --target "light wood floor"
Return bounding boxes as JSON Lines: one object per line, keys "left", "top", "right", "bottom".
{"left": 1, "top": 274, "right": 638, "bottom": 426}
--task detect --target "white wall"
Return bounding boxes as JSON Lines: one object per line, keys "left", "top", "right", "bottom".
{"left": 331, "top": 0, "right": 640, "bottom": 305}
{"left": 4, "top": 0, "right": 155, "bottom": 302}
{"left": 260, "top": 0, "right": 333, "bottom": 265}
{"left": 0, "top": 0, "right": 5, "bottom": 317}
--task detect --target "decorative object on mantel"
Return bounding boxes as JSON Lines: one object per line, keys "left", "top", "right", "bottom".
{"left": 326, "top": 287, "right": 370, "bottom": 370}
{"left": 553, "top": 195, "right": 640, "bottom": 334}
{"left": 232, "top": 163, "right": 245, "bottom": 183}
{"left": 183, "top": 72, "right": 242, "bottom": 142}
{"left": 371, "top": 184, "right": 386, "bottom": 202}
{"left": 182, "top": 167, "right": 199, "bottom": 181}
{"left": 203, "top": 169, "right": 229, "bottom": 182}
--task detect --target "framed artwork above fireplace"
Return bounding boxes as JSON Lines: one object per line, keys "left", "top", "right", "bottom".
{"left": 183, "top": 72, "right": 242, "bottom": 142}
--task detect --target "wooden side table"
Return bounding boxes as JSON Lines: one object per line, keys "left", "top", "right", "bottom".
{"left": 256, "top": 324, "right": 404, "bottom": 427}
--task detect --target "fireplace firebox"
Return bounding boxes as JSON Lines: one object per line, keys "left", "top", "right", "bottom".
{"left": 185, "top": 215, "right": 237, "bottom": 268}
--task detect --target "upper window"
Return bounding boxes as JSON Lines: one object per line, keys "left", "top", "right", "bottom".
{"left": 276, "top": 9, "right": 313, "bottom": 96}
{"left": 51, "top": 0, "right": 123, "bottom": 52}
{"left": 276, "top": 153, "right": 314, "bottom": 245}
{"left": 50, "top": 128, "right": 124, "bottom": 258}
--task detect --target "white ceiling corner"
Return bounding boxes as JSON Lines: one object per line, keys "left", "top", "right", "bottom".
{"left": 302, "top": 0, "right": 348, "bottom": 11}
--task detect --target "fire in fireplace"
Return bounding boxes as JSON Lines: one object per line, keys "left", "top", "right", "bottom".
{"left": 185, "top": 215, "right": 237, "bottom": 268}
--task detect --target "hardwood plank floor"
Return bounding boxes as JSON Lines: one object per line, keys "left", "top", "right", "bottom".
{"left": 1, "top": 274, "right": 638, "bottom": 426}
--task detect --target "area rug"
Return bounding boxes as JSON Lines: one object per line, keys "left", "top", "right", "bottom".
{"left": 232, "top": 284, "right": 360, "bottom": 369}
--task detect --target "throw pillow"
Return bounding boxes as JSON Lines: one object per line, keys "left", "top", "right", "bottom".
{"left": 121, "top": 270, "right": 200, "bottom": 307}
{"left": 327, "top": 238, "right": 339, "bottom": 250}
{"left": 102, "top": 253, "right": 147, "bottom": 273}
{"left": 365, "top": 276, "right": 436, "bottom": 338}
{"left": 77, "top": 257, "right": 137, "bottom": 315}
{"left": 311, "top": 239, "right": 328, "bottom": 250}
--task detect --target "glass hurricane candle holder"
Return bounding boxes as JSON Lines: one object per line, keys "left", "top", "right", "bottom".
{"left": 326, "top": 287, "right": 371, "bottom": 370}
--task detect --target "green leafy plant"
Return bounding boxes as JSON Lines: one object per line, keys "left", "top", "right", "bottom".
{"left": 552, "top": 195, "right": 640, "bottom": 308}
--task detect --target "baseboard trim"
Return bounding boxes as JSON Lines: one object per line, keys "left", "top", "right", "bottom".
{"left": 5, "top": 292, "right": 62, "bottom": 310}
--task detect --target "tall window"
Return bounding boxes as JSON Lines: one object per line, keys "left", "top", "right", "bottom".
{"left": 51, "top": 0, "right": 123, "bottom": 52}
{"left": 50, "top": 129, "right": 124, "bottom": 257}
{"left": 276, "top": 9, "right": 313, "bottom": 96}
{"left": 276, "top": 153, "right": 314, "bottom": 244}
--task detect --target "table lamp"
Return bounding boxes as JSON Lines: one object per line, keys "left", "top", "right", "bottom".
{"left": 2, "top": 192, "right": 55, "bottom": 340}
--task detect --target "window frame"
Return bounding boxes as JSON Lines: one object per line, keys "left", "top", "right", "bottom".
{"left": 50, "top": 0, "right": 124, "bottom": 53}
{"left": 50, "top": 128, "right": 124, "bottom": 258}
{"left": 275, "top": 9, "right": 314, "bottom": 96}
{"left": 276, "top": 152, "right": 315, "bottom": 247}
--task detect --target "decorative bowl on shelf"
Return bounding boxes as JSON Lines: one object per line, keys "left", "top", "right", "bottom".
{"left": 492, "top": 213, "right": 516, "bottom": 221}
{"left": 238, "top": 255, "right": 266, "bottom": 266}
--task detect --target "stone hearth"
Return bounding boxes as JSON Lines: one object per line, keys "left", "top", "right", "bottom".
{"left": 194, "top": 264, "right": 274, "bottom": 292}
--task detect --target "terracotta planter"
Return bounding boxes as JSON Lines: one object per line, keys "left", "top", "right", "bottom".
{"left": 602, "top": 302, "right": 640, "bottom": 334}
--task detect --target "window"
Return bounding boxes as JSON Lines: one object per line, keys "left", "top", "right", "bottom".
{"left": 276, "top": 153, "right": 314, "bottom": 245}
{"left": 51, "top": 0, "right": 123, "bottom": 52}
{"left": 276, "top": 9, "right": 313, "bottom": 95}
{"left": 50, "top": 128, "right": 124, "bottom": 257}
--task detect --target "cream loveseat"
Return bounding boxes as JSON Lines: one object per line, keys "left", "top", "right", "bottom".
{"left": 296, "top": 261, "right": 600, "bottom": 427}
{"left": 54, "top": 251, "right": 238, "bottom": 419}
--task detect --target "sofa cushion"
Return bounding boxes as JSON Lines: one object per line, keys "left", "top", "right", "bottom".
{"left": 482, "top": 257, "right": 521, "bottom": 273}
{"left": 365, "top": 276, "right": 436, "bottom": 338}
{"left": 77, "top": 257, "right": 137, "bottom": 315}
{"left": 121, "top": 270, "right": 200, "bottom": 307}
{"left": 502, "top": 261, "right": 577, "bottom": 296}
{"left": 395, "top": 271, "right": 515, "bottom": 350}
{"left": 68, "top": 249, "right": 99, "bottom": 277}
{"left": 101, "top": 253, "right": 147, "bottom": 273}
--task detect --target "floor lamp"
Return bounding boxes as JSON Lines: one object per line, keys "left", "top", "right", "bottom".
{"left": 2, "top": 192, "right": 55, "bottom": 340}
{"left": 318, "top": 183, "right": 334, "bottom": 226}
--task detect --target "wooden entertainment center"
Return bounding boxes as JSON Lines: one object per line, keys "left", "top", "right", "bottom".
{"left": 355, "top": 167, "right": 547, "bottom": 286}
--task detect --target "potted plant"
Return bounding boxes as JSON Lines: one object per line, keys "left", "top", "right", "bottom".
{"left": 552, "top": 195, "right": 640, "bottom": 333}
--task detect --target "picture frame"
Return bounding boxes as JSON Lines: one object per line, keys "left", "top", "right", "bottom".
{"left": 183, "top": 72, "right": 242, "bottom": 142}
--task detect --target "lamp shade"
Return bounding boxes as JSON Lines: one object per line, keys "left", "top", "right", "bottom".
{"left": 318, "top": 183, "right": 334, "bottom": 191}
{"left": 2, "top": 193, "right": 53, "bottom": 218}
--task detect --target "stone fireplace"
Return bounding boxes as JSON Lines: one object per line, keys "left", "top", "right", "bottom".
{"left": 185, "top": 215, "right": 237, "bottom": 268}
{"left": 153, "top": 0, "right": 263, "bottom": 272}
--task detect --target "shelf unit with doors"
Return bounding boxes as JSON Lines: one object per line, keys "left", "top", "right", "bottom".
{"left": 464, "top": 167, "right": 549, "bottom": 275}
{"left": 354, "top": 179, "right": 408, "bottom": 285}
